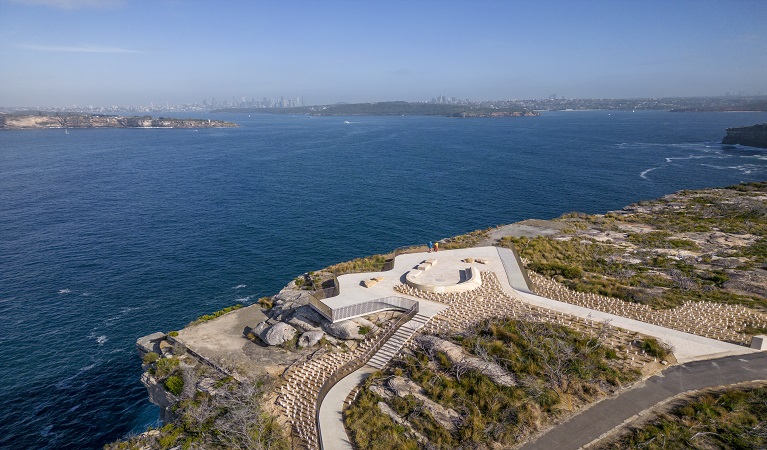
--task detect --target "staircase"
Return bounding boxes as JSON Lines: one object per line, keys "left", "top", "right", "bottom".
{"left": 366, "top": 313, "right": 430, "bottom": 370}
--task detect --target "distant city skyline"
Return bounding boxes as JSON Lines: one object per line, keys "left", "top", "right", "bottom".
{"left": 1, "top": 0, "right": 766, "bottom": 107}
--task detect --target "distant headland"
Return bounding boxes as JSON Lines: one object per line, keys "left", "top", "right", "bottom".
{"left": 0, "top": 113, "right": 238, "bottom": 130}
{"left": 212, "top": 101, "right": 539, "bottom": 117}
{"left": 722, "top": 123, "right": 767, "bottom": 149}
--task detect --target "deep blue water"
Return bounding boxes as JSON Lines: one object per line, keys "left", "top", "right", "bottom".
{"left": 2, "top": 110, "right": 767, "bottom": 449}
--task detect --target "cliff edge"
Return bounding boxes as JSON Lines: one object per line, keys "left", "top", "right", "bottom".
{"left": 722, "top": 123, "right": 767, "bottom": 149}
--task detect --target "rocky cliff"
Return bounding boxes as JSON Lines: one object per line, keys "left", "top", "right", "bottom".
{"left": 0, "top": 113, "right": 238, "bottom": 129}
{"left": 722, "top": 123, "right": 767, "bottom": 149}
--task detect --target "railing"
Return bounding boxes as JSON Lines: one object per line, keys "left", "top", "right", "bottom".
{"left": 308, "top": 295, "right": 334, "bottom": 322}
{"left": 315, "top": 301, "right": 419, "bottom": 450}
{"left": 329, "top": 296, "right": 418, "bottom": 323}
{"left": 309, "top": 294, "right": 418, "bottom": 323}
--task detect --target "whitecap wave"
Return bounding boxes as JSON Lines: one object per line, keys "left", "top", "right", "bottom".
{"left": 57, "top": 289, "right": 71, "bottom": 294}
{"left": 96, "top": 335, "right": 108, "bottom": 345}
{"left": 639, "top": 167, "right": 659, "bottom": 180}
{"left": 665, "top": 154, "right": 721, "bottom": 163}
{"left": 233, "top": 284, "right": 247, "bottom": 289}
{"left": 701, "top": 163, "right": 761, "bottom": 174}
{"left": 235, "top": 296, "right": 253, "bottom": 302}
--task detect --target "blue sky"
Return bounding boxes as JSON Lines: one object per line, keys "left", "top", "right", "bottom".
{"left": 1, "top": 0, "right": 766, "bottom": 107}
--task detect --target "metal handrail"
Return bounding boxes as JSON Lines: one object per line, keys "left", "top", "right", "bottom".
{"left": 315, "top": 302, "right": 419, "bottom": 450}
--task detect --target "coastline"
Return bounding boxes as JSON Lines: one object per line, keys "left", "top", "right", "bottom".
{"left": 122, "top": 182, "right": 767, "bottom": 450}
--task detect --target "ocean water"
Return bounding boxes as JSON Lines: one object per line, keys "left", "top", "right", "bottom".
{"left": 2, "top": 110, "right": 767, "bottom": 449}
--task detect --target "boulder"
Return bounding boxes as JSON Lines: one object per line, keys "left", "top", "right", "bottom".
{"left": 267, "top": 301, "right": 296, "bottom": 321}
{"left": 353, "top": 317, "right": 379, "bottom": 334}
{"left": 262, "top": 322, "right": 298, "bottom": 346}
{"left": 322, "top": 319, "right": 364, "bottom": 340}
{"left": 253, "top": 321, "right": 270, "bottom": 336}
{"left": 288, "top": 315, "right": 321, "bottom": 332}
{"left": 415, "top": 335, "right": 516, "bottom": 387}
{"left": 293, "top": 305, "right": 327, "bottom": 326}
{"left": 272, "top": 288, "right": 313, "bottom": 307}
{"left": 298, "top": 330, "right": 325, "bottom": 348}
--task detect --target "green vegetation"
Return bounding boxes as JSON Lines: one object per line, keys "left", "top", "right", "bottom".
{"left": 188, "top": 304, "right": 243, "bottom": 326}
{"left": 164, "top": 375, "right": 184, "bottom": 396}
{"left": 152, "top": 357, "right": 180, "bottom": 379}
{"left": 142, "top": 351, "right": 160, "bottom": 365}
{"left": 601, "top": 385, "right": 767, "bottom": 449}
{"left": 500, "top": 186, "right": 767, "bottom": 311}
{"left": 106, "top": 378, "right": 289, "bottom": 450}
{"left": 258, "top": 296, "right": 274, "bottom": 309}
{"left": 346, "top": 319, "right": 639, "bottom": 449}
{"left": 358, "top": 325, "right": 371, "bottom": 335}
{"left": 326, "top": 254, "right": 389, "bottom": 275}
{"left": 639, "top": 338, "right": 670, "bottom": 359}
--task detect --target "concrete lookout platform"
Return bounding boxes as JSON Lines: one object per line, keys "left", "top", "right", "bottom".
{"left": 405, "top": 263, "right": 482, "bottom": 293}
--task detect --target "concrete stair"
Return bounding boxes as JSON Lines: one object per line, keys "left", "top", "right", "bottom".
{"left": 366, "top": 313, "right": 430, "bottom": 370}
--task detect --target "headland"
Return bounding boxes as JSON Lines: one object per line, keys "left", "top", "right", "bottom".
{"left": 112, "top": 182, "right": 767, "bottom": 450}
{"left": 0, "top": 113, "right": 238, "bottom": 129}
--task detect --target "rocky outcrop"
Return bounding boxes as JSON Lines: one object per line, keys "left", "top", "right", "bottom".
{"left": 387, "top": 377, "right": 461, "bottom": 430}
{"left": 322, "top": 319, "right": 366, "bottom": 340}
{"left": 415, "top": 335, "right": 516, "bottom": 387}
{"left": 722, "top": 123, "right": 767, "bottom": 148}
{"left": 298, "top": 330, "right": 325, "bottom": 348}
{"left": 254, "top": 321, "right": 298, "bottom": 346}
{"left": 141, "top": 372, "right": 178, "bottom": 423}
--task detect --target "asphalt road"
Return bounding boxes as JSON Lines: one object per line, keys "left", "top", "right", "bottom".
{"left": 521, "top": 352, "right": 767, "bottom": 450}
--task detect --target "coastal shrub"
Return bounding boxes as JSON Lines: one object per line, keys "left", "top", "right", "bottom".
{"left": 639, "top": 337, "right": 670, "bottom": 359}
{"left": 603, "top": 386, "right": 767, "bottom": 449}
{"left": 358, "top": 325, "right": 371, "bottom": 335}
{"left": 257, "top": 296, "right": 273, "bottom": 308}
{"left": 168, "top": 331, "right": 179, "bottom": 337}
{"left": 153, "top": 357, "right": 180, "bottom": 379}
{"left": 188, "top": 304, "right": 242, "bottom": 326}
{"left": 347, "top": 319, "right": 640, "bottom": 450}
{"left": 326, "top": 254, "right": 388, "bottom": 275}
{"left": 142, "top": 352, "right": 160, "bottom": 365}
{"left": 164, "top": 375, "right": 184, "bottom": 396}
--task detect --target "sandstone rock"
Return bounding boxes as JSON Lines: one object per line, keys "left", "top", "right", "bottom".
{"left": 415, "top": 335, "right": 516, "bottom": 386}
{"left": 288, "top": 315, "right": 321, "bottom": 333}
{"left": 262, "top": 322, "right": 298, "bottom": 346}
{"left": 388, "top": 376, "right": 460, "bottom": 430}
{"left": 253, "top": 321, "right": 270, "bottom": 336}
{"left": 267, "top": 301, "right": 296, "bottom": 321}
{"left": 322, "top": 319, "right": 364, "bottom": 340}
{"left": 159, "top": 340, "right": 173, "bottom": 355}
{"left": 353, "top": 317, "right": 379, "bottom": 334}
{"left": 272, "top": 288, "right": 313, "bottom": 307}
{"left": 298, "top": 330, "right": 325, "bottom": 348}
{"left": 293, "top": 305, "right": 327, "bottom": 326}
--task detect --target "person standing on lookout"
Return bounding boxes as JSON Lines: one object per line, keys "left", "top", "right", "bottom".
{"left": 428, "top": 241, "right": 433, "bottom": 253}
{"left": 434, "top": 241, "right": 439, "bottom": 252}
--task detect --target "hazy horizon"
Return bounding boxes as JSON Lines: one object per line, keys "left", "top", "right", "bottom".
{"left": 1, "top": 0, "right": 766, "bottom": 108}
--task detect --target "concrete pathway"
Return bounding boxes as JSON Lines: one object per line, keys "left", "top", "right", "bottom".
{"left": 491, "top": 245, "right": 755, "bottom": 363}
{"left": 522, "top": 352, "right": 767, "bottom": 450}
{"left": 318, "top": 298, "right": 446, "bottom": 450}
{"left": 318, "top": 366, "right": 375, "bottom": 450}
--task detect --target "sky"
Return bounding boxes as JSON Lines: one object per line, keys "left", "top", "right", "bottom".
{"left": 0, "top": 0, "right": 766, "bottom": 107}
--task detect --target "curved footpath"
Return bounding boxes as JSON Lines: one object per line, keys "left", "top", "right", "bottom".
{"left": 315, "top": 247, "right": 761, "bottom": 450}
{"left": 522, "top": 352, "right": 767, "bottom": 450}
